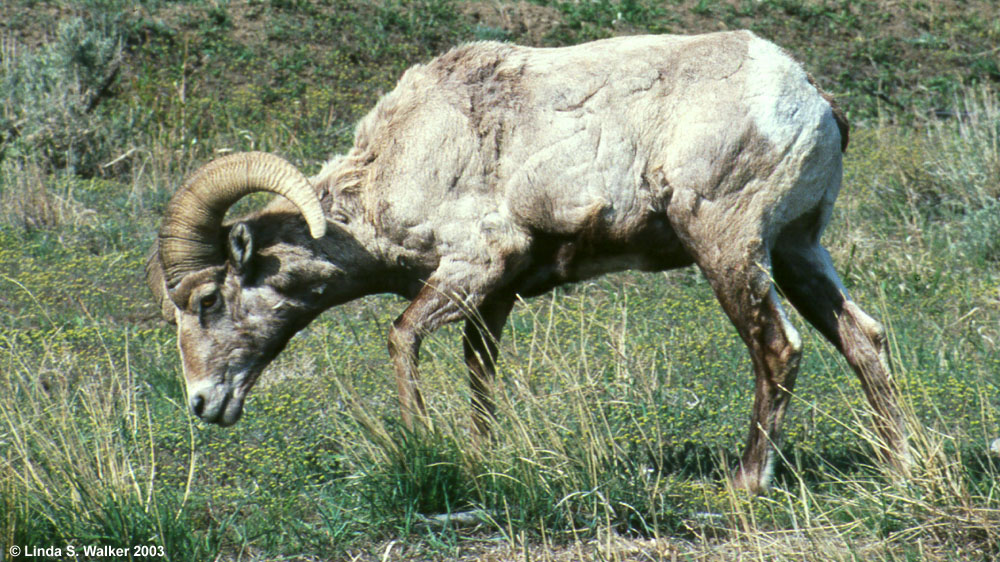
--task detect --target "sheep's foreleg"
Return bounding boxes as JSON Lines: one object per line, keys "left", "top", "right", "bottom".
{"left": 388, "top": 290, "right": 432, "bottom": 431}
{"left": 463, "top": 295, "right": 515, "bottom": 445}
{"left": 388, "top": 265, "right": 505, "bottom": 432}
{"left": 388, "top": 283, "right": 471, "bottom": 430}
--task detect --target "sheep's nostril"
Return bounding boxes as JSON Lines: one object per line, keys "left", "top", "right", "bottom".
{"left": 190, "top": 393, "right": 206, "bottom": 417}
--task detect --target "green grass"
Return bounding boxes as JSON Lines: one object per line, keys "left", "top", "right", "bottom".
{"left": 1, "top": 1, "right": 999, "bottom": 560}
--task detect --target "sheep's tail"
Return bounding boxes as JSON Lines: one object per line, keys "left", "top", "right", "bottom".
{"left": 807, "top": 73, "right": 849, "bottom": 153}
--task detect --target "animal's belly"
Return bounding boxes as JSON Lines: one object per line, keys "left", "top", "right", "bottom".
{"left": 511, "top": 214, "right": 693, "bottom": 297}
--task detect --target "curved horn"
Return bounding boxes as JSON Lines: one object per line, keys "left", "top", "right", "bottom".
{"left": 144, "top": 247, "right": 176, "bottom": 324}
{"left": 157, "top": 151, "right": 327, "bottom": 292}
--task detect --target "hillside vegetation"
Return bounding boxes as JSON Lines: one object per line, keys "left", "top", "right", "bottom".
{"left": 1, "top": 1, "right": 998, "bottom": 560}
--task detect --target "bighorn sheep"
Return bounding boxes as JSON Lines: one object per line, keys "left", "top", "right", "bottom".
{"left": 146, "top": 31, "right": 907, "bottom": 492}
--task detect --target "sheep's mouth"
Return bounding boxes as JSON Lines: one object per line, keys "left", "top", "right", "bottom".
{"left": 187, "top": 370, "right": 257, "bottom": 426}
{"left": 202, "top": 389, "right": 245, "bottom": 426}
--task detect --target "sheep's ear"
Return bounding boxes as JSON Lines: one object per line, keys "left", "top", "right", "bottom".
{"left": 329, "top": 205, "right": 350, "bottom": 225}
{"left": 227, "top": 222, "right": 255, "bottom": 273}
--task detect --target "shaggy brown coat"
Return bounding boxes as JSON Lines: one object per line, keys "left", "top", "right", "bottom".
{"left": 147, "top": 31, "right": 906, "bottom": 493}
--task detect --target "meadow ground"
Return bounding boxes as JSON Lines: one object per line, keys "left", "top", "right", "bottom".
{"left": 1, "top": 1, "right": 998, "bottom": 560}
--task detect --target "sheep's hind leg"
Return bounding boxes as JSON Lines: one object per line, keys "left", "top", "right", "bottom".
{"left": 773, "top": 242, "right": 908, "bottom": 471}
{"left": 726, "top": 281, "right": 804, "bottom": 494}
{"left": 674, "top": 228, "right": 804, "bottom": 493}
{"left": 463, "top": 294, "right": 515, "bottom": 445}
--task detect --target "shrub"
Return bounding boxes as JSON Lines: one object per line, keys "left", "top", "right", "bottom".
{"left": 0, "top": 17, "right": 124, "bottom": 179}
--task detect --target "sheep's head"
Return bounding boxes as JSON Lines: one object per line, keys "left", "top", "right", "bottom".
{"left": 146, "top": 152, "right": 327, "bottom": 426}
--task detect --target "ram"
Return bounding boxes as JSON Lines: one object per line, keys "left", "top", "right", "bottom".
{"left": 146, "top": 31, "right": 906, "bottom": 492}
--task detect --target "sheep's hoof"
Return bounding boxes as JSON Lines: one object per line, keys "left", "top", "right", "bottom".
{"left": 730, "top": 468, "right": 768, "bottom": 495}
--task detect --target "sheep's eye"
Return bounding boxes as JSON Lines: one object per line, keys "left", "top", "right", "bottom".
{"left": 200, "top": 293, "right": 218, "bottom": 311}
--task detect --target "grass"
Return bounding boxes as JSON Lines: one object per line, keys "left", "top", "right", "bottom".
{"left": 1, "top": 1, "right": 998, "bottom": 560}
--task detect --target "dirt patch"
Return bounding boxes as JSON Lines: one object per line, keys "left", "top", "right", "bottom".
{"left": 151, "top": 0, "right": 268, "bottom": 45}
{"left": 0, "top": 3, "right": 76, "bottom": 49}
{"left": 223, "top": 0, "right": 269, "bottom": 46}
{"left": 333, "top": 530, "right": 980, "bottom": 562}
{"left": 460, "top": 1, "right": 561, "bottom": 45}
